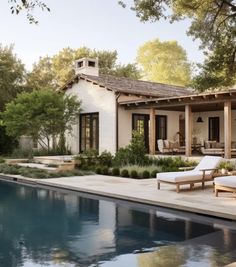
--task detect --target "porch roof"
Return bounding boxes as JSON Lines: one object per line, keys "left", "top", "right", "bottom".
{"left": 119, "top": 89, "right": 236, "bottom": 111}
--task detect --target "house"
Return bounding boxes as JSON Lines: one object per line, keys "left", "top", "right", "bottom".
{"left": 61, "top": 57, "right": 236, "bottom": 159}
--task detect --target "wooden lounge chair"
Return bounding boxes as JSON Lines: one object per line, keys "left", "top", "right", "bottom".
{"left": 214, "top": 176, "right": 236, "bottom": 197}
{"left": 156, "top": 156, "right": 223, "bottom": 193}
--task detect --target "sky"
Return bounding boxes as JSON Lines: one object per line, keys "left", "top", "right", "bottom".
{"left": 0, "top": 0, "right": 204, "bottom": 70}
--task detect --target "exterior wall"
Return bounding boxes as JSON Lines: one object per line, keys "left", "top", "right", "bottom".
{"left": 65, "top": 80, "right": 117, "bottom": 154}
{"left": 118, "top": 106, "right": 184, "bottom": 148}
{"left": 192, "top": 110, "right": 236, "bottom": 143}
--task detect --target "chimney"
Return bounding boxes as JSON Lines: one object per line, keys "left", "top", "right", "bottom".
{"left": 75, "top": 57, "right": 99, "bottom": 76}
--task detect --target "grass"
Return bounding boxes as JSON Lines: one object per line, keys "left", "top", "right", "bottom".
{"left": 0, "top": 163, "right": 93, "bottom": 179}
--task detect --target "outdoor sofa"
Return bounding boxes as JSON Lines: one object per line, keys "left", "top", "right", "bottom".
{"left": 214, "top": 176, "right": 236, "bottom": 197}
{"left": 156, "top": 155, "right": 223, "bottom": 193}
{"left": 201, "top": 140, "right": 236, "bottom": 156}
{"left": 157, "top": 139, "right": 185, "bottom": 154}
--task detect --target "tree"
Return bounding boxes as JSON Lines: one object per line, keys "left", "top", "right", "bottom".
{"left": 120, "top": 0, "right": 236, "bottom": 89}
{"left": 27, "top": 47, "right": 141, "bottom": 90}
{"left": 8, "top": 0, "right": 50, "bottom": 24}
{"left": 2, "top": 90, "right": 81, "bottom": 152}
{"left": 0, "top": 44, "right": 26, "bottom": 111}
{"left": 137, "top": 39, "right": 191, "bottom": 86}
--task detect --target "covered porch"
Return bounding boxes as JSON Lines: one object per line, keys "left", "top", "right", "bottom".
{"left": 119, "top": 90, "right": 236, "bottom": 159}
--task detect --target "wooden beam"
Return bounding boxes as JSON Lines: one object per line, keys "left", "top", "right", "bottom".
{"left": 185, "top": 105, "right": 192, "bottom": 157}
{"left": 149, "top": 108, "right": 156, "bottom": 155}
{"left": 224, "top": 100, "right": 232, "bottom": 159}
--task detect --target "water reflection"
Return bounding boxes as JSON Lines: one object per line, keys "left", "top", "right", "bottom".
{"left": 0, "top": 181, "right": 235, "bottom": 267}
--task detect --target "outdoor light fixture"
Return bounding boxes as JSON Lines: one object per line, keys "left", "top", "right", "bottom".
{"left": 196, "top": 116, "right": 204, "bottom": 123}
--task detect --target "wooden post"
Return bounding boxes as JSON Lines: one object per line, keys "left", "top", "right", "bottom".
{"left": 185, "top": 105, "right": 192, "bottom": 157}
{"left": 149, "top": 108, "right": 156, "bottom": 155}
{"left": 224, "top": 100, "right": 231, "bottom": 159}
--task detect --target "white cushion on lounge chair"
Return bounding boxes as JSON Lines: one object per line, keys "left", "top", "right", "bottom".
{"left": 214, "top": 176, "right": 236, "bottom": 188}
{"left": 156, "top": 170, "right": 203, "bottom": 183}
{"left": 157, "top": 156, "right": 223, "bottom": 183}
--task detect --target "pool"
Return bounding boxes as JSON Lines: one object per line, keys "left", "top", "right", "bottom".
{"left": 0, "top": 180, "right": 236, "bottom": 267}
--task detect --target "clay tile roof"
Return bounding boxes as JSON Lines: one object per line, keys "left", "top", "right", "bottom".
{"left": 61, "top": 73, "right": 193, "bottom": 97}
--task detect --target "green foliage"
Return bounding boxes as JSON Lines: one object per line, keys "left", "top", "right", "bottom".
{"left": 0, "top": 163, "right": 89, "bottom": 178}
{"left": 0, "top": 125, "right": 18, "bottom": 155}
{"left": 28, "top": 47, "right": 141, "bottom": 90}
{"left": 76, "top": 149, "right": 99, "bottom": 170}
{"left": 99, "top": 150, "right": 113, "bottom": 167}
{"left": 10, "top": 148, "right": 34, "bottom": 159}
{"left": 0, "top": 157, "right": 5, "bottom": 163}
{"left": 121, "top": 169, "right": 129, "bottom": 177}
{"left": 114, "top": 131, "right": 147, "bottom": 166}
{"left": 218, "top": 161, "right": 234, "bottom": 171}
{"left": 137, "top": 39, "right": 191, "bottom": 86}
{"left": 95, "top": 166, "right": 102, "bottom": 174}
{"left": 121, "top": 0, "right": 236, "bottom": 90}
{"left": 130, "top": 169, "right": 138, "bottom": 178}
{"left": 9, "top": 0, "right": 50, "bottom": 24}
{"left": 0, "top": 44, "right": 26, "bottom": 111}
{"left": 111, "top": 167, "right": 120, "bottom": 176}
{"left": 151, "top": 169, "right": 159, "bottom": 178}
{"left": 2, "top": 90, "right": 81, "bottom": 152}
{"left": 102, "top": 166, "right": 109, "bottom": 175}
{"left": 142, "top": 170, "right": 150, "bottom": 179}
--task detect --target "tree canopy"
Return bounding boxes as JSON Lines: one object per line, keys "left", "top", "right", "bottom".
{"left": 8, "top": 0, "right": 50, "bottom": 24}
{"left": 121, "top": 0, "right": 236, "bottom": 90}
{"left": 2, "top": 90, "right": 81, "bottom": 152}
{"left": 27, "top": 47, "right": 140, "bottom": 90}
{"left": 0, "top": 44, "right": 26, "bottom": 111}
{"left": 137, "top": 39, "right": 191, "bottom": 86}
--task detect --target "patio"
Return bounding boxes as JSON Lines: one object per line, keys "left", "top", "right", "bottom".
{"left": 34, "top": 174, "right": 236, "bottom": 220}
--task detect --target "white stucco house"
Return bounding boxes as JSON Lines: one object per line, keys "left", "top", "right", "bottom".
{"left": 61, "top": 57, "right": 236, "bottom": 159}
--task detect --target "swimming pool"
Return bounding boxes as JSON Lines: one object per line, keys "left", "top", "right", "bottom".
{"left": 0, "top": 180, "right": 236, "bottom": 267}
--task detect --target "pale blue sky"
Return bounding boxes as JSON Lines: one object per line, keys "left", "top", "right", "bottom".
{"left": 0, "top": 0, "right": 204, "bottom": 70}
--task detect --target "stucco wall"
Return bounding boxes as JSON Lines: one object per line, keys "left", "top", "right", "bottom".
{"left": 65, "top": 80, "right": 116, "bottom": 154}
{"left": 192, "top": 110, "right": 236, "bottom": 143}
{"left": 118, "top": 107, "right": 184, "bottom": 148}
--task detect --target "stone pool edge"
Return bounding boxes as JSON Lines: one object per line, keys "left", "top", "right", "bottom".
{"left": 0, "top": 173, "right": 235, "bottom": 221}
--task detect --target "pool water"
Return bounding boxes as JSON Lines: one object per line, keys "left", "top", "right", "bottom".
{"left": 0, "top": 181, "right": 236, "bottom": 267}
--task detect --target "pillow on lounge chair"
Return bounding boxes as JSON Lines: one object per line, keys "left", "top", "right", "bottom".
{"left": 164, "top": 140, "right": 170, "bottom": 148}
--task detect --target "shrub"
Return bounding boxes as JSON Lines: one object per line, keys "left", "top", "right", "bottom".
{"left": 95, "top": 166, "right": 102, "bottom": 174}
{"left": 102, "top": 166, "right": 109, "bottom": 175}
{"left": 151, "top": 169, "right": 158, "bottom": 178}
{"left": 113, "top": 147, "right": 131, "bottom": 166}
{"left": 130, "top": 169, "right": 138, "bottom": 178}
{"left": 121, "top": 169, "right": 129, "bottom": 177}
{"left": 99, "top": 151, "right": 113, "bottom": 167}
{"left": 75, "top": 149, "right": 99, "bottom": 170}
{"left": 0, "top": 157, "right": 5, "bottom": 163}
{"left": 111, "top": 167, "right": 120, "bottom": 176}
{"left": 142, "top": 170, "right": 150, "bottom": 179}
{"left": 10, "top": 148, "right": 34, "bottom": 159}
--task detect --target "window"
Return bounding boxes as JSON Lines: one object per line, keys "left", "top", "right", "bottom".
{"left": 77, "top": 61, "right": 83, "bottom": 68}
{"left": 80, "top": 113, "right": 99, "bottom": 152}
{"left": 88, "top": 61, "right": 96, "bottom": 67}
{"left": 156, "top": 115, "right": 167, "bottom": 140}
{"left": 132, "top": 114, "right": 149, "bottom": 151}
{"left": 209, "top": 117, "right": 220, "bottom": 142}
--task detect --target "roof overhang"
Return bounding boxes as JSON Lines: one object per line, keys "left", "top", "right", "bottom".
{"left": 119, "top": 90, "right": 236, "bottom": 111}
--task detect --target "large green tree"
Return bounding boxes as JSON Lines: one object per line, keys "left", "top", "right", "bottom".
{"left": 2, "top": 90, "right": 81, "bottom": 152}
{"left": 120, "top": 0, "right": 236, "bottom": 90}
{"left": 27, "top": 47, "right": 140, "bottom": 90}
{"left": 137, "top": 39, "right": 191, "bottom": 86}
{"left": 0, "top": 44, "right": 26, "bottom": 110}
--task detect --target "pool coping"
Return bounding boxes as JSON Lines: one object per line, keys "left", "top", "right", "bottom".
{"left": 0, "top": 173, "right": 235, "bottom": 221}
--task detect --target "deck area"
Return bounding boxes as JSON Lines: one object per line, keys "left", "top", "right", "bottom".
{"left": 35, "top": 175, "right": 236, "bottom": 220}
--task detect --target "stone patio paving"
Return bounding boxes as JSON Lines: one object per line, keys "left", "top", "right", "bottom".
{"left": 36, "top": 174, "right": 236, "bottom": 220}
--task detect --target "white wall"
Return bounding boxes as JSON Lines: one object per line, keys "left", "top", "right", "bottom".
{"left": 65, "top": 80, "right": 117, "bottom": 154}
{"left": 118, "top": 107, "right": 184, "bottom": 148}
{"left": 192, "top": 110, "right": 236, "bottom": 143}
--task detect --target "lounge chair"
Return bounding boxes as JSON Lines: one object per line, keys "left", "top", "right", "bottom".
{"left": 156, "top": 156, "right": 223, "bottom": 193}
{"left": 214, "top": 176, "right": 236, "bottom": 197}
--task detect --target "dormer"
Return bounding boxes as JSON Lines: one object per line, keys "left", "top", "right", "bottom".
{"left": 75, "top": 57, "right": 99, "bottom": 76}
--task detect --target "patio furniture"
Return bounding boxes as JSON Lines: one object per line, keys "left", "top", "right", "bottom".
{"left": 156, "top": 155, "right": 223, "bottom": 193}
{"left": 157, "top": 139, "right": 173, "bottom": 154}
{"left": 214, "top": 176, "right": 236, "bottom": 197}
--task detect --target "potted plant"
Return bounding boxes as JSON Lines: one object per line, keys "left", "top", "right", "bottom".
{"left": 218, "top": 161, "right": 234, "bottom": 175}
